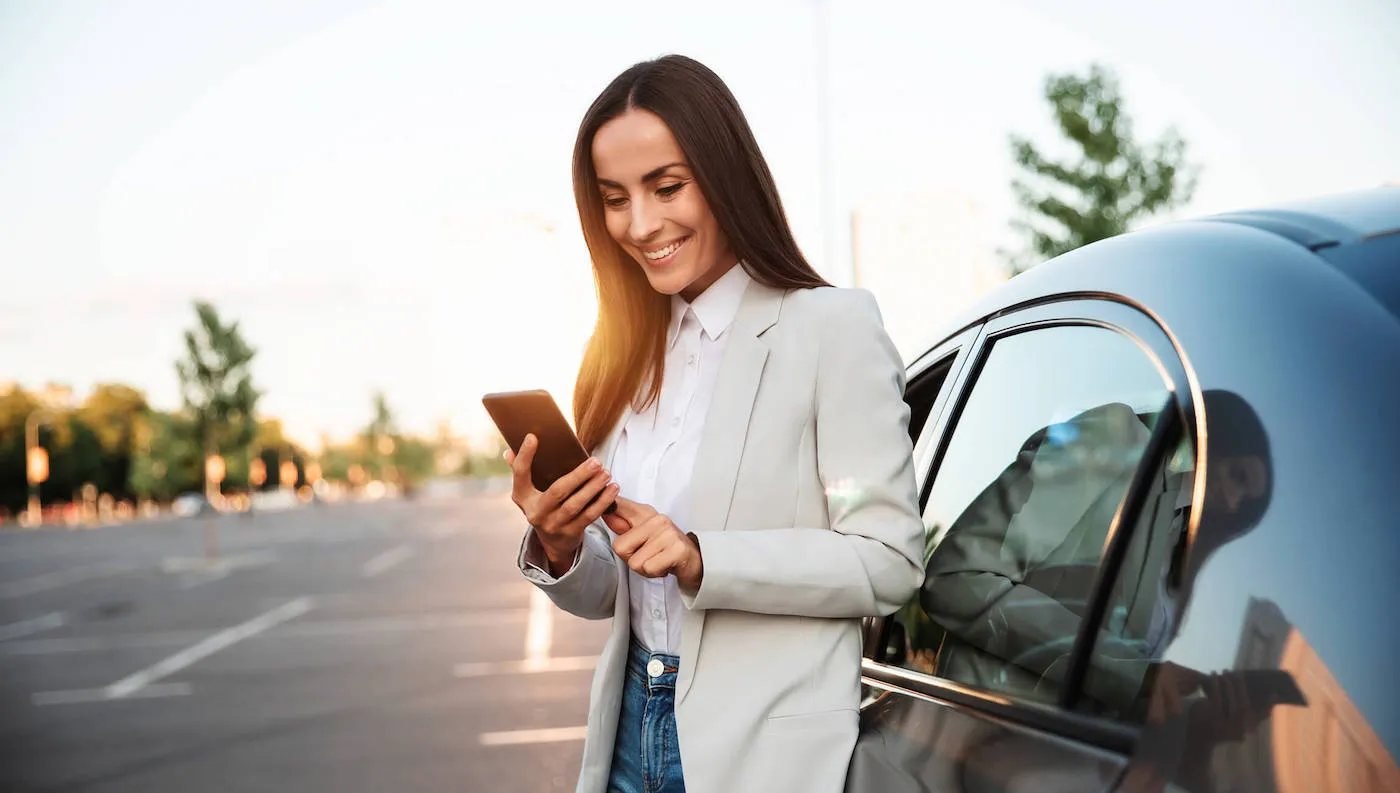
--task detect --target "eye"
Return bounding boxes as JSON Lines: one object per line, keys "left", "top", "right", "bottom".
{"left": 601, "top": 194, "right": 628, "bottom": 209}
{"left": 657, "top": 182, "right": 686, "bottom": 198}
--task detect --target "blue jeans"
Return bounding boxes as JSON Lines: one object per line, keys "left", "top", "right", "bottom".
{"left": 607, "top": 640, "right": 686, "bottom": 793}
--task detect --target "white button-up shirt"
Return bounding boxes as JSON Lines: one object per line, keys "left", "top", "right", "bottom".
{"left": 612, "top": 263, "right": 750, "bottom": 654}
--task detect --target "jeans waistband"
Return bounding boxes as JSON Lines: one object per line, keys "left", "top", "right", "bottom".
{"left": 627, "top": 638, "right": 680, "bottom": 693}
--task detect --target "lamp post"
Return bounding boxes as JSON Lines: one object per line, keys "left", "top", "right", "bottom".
{"left": 24, "top": 410, "right": 52, "bottom": 527}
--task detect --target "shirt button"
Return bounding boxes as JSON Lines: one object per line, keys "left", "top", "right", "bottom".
{"left": 670, "top": 416, "right": 681, "bottom": 427}
{"left": 647, "top": 658, "right": 665, "bottom": 678}
{"left": 687, "top": 355, "right": 697, "bottom": 367}
{"left": 652, "top": 608, "right": 662, "bottom": 619}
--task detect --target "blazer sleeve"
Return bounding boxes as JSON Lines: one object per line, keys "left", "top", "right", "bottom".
{"left": 683, "top": 289, "right": 925, "bottom": 618}
{"left": 516, "top": 521, "right": 618, "bottom": 620}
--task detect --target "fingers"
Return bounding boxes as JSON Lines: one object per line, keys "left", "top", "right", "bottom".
{"left": 538, "top": 457, "right": 604, "bottom": 512}
{"left": 613, "top": 515, "right": 661, "bottom": 558}
{"left": 509, "top": 435, "right": 538, "bottom": 498}
{"left": 612, "top": 515, "right": 690, "bottom": 578}
{"left": 558, "top": 470, "right": 614, "bottom": 523}
{"left": 601, "top": 512, "right": 631, "bottom": 535}
{"left": 567, "top": 482, "right": 621, "bottom": 533}
{"left": 612, "top": 496, "right": 657, "bottom": 525}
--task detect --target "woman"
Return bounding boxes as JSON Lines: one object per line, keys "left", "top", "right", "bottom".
{"left": 507, "top": 54, "right": 924, "bottom": 793}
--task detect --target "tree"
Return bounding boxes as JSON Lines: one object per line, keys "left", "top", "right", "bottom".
{"left": 77, "top": 384, "right": 149, "bottom": 500}
{"left": 175, "top": 301, "right": 260, "bottom": 498}
{"left": 1004, "top": 63, "right": 1199, "bottom": 274}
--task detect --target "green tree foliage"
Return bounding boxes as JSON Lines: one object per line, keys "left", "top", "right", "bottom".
{"left": 1005, "top": 63, "right": 1199, "bottom": 274}
{"left": 128, "top": 411, "right": 200, "bottom": 501}
{"left": 175, "top": 301, "right": 260, "bottom": 492}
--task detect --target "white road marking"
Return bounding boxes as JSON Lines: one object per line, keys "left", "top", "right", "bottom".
{"left": 362, "top": 544, "right": 415, "bottom": 577}
{"left": 479, "top": 726, "right": 588, "bottom": 746}
{"left": 32, "top": 683, "right": 192, "bottom": 706}
{"left": 0, "top": 561, "right": 135, "bottom": 599}
{"left": 0, "top": 612, "right": 65, "bottom": 642}
{"left": 525, "top": 587, "right": 552, "bottom": 668}
{"left": 0, "top": 609, "right": 529, "bottom": 656}
{"left": 104, "top": 598, "right": 312, "bottom": 699}
{"left": 453, "top": 655, "right": 597, "bottom": 678}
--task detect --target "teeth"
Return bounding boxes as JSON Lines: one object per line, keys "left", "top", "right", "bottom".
{"left": 644, "top": 238, "right": 685, "bottom": 260}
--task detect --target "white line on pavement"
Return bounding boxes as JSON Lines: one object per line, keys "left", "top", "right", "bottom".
{"left": 525, "top": 587, "right": 552, "bottom": 667}
{"left": 362, "top": 544, "right": 415, "bottom": 577}
{"left": 0, "top": 612, "right": 65, "bottom": 642}
{"left": 104, "top": 598, "right": 313, "bottom": 699}
{"left": 32, "top": 683, "right": 192, "bottom": 706}
{"left": 453, "top": 655, "right": 597, "bottom": 678}
{"left": 0, "top": 609, "right": 530, "bottom": 656}
{"left": 479, "top": 726, "right": 588, "bottom": 746}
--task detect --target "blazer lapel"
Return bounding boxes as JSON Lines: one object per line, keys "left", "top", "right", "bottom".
{"left": 677, "top": 278, "right": 784, "bottom": 702}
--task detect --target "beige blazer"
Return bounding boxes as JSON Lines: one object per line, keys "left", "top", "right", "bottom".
{"left": 517, "top": 280, "right": 924, "bottom": 793}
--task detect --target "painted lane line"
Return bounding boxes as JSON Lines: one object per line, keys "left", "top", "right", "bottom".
{"left": 525, "top": 587, "right": 552, "bottom": 668}
{"left": 32, "top": 683, "right": 191, "bottom": 706}
{"left": 0, "top": 612, "right": 65, "bottom": 642}
{"left": 479, "top": 726, "right": 588, "bottom": 747}
{"left": 362, "top": 544, "right": 415, "bottom": 577}
{"left": 0, "top": 609, "right": 530, "bottom": 657}
{"left": 104, "top": 598, "right": 312, "bottom": 699}
{"left": 453, "top": 655, "right": 597, "bottom": 678}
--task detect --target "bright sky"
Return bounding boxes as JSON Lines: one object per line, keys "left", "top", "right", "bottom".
{"left": 2, "top": 0, "right": 1397, "bottom": 447}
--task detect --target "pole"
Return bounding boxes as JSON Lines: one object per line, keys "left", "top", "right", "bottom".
{"left": 24, "top": 410, "right": 50, "bottom": 527}
{"left": 813, "top": 0, "right": 838, "bottom": 283}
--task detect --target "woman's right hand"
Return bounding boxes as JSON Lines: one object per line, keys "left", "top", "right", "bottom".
{"left": 506, "top": 434, "right": 619, "bottom": 576}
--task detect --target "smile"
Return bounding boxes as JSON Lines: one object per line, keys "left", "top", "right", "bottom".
{"left": 641, "top": 236, "right": 690, "bottom": 264}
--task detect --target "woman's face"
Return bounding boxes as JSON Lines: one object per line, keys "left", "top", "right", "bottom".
{"left": 592, "top": 108, "right": 736, "bottom": 302}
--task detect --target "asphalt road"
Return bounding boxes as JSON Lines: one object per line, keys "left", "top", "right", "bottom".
{"left": 0, "top": 488, "right": 609, "bottom": 793}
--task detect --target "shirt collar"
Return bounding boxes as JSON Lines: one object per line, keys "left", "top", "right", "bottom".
{"left": 667, "top": 263, "right": 752, "bottom": 348}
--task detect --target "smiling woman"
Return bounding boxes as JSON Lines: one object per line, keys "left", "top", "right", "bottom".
{"left": 503, "top": 54, "right": 925, "bottom": 793}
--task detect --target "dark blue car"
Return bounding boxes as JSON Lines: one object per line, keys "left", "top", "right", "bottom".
{"left": 848, "top": 187, "right": 1400, "bottom": 793}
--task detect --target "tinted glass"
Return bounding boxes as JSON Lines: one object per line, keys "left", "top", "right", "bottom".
{"left": 890, "top": 325, "right": 1170, "bottom": 706}
{"left": 1077, "top": 434, "right": 1195, "bottom": 721}
{"left": 1107, "top": 389, "right": 1400, "bottom": 791}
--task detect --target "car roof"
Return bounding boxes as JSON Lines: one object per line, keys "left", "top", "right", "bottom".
{"left": 917, "top": 186, "right": 1400, "bottom": 350}
{"left": 1200, "top": 186, "right": 1400, "bottom": 249}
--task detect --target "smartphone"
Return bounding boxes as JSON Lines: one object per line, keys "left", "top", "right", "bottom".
{"left": 1239, "top": 668, "right": 1308, "bottom": 708}
{"left": 481, "top": 389, "right": 615, "bottom": 513}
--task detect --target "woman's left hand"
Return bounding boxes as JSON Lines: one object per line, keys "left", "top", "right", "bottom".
{"left": 604, "top": 497, "right": 704, "bottom": 593}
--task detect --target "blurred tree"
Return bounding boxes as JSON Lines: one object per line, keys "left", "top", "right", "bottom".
{"left": 76, "top": 384, "right": 149, "bottom": 500}
{"left": 175, "top": 301, "right": 260, "bottom": 497}
{"left": 129, "top": 411, "right": 200, "bottom": 502}
{"left": 1004, "top": 63, "right": 1199, "bottom": 274}
{"left": 0, "top": 386, "right": 41, "bottom": 513}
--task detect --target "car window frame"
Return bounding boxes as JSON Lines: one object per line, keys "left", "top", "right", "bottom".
{"left": 864, "top": 325, "right": 982, "bottom": 661}
{"left": 863, "top": 296, "right": 1201, "bottom": 754}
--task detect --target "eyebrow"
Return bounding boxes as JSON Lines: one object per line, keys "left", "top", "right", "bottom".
{"left": 597, "top": 162, "right": 689, "bottom": 189}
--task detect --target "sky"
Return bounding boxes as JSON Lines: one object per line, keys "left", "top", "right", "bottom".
{"left": 2, "top": 0, "right": 1398, "bottom": 448}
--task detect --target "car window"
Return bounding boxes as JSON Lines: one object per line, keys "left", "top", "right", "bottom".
{"left": 1086, "top": 389, "right": 1400, "bottom": 789}
{"left": 887, "top": 324, "right": 1171, "bottom": 706}
{"left": 1075, "top": 434, "right": 1195, "bottom": 721}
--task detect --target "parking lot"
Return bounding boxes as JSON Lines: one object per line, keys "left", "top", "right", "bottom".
{"left": 0, "top": 490, "right": 607, "bottom": 793}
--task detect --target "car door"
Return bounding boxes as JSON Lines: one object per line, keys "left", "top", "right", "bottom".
{"left": 849, "top": 298, "right": 1196, "bottom": 793}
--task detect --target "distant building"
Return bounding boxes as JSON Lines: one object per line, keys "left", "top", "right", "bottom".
{"left": 850, "top": 193, "right": 1006, "bottom": 363}
{"left": 1215, "top": 598, "right": 1399, "bottom": 793}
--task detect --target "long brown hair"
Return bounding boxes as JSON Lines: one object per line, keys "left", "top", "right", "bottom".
{"left": 571, "top": 54, "right": 829, "bottom": 451}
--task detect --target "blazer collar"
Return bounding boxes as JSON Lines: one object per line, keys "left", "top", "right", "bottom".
{"left": 685, "top": 278, "right": 786, "bottom": 535}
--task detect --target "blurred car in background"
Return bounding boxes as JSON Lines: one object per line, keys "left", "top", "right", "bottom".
{"left": 847, "top": 187, "right": 1400, "bottom": 793}
{"left": 171, "top": 493, "right": 214, "bottom": 517}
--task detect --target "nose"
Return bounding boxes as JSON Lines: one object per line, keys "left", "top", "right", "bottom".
{"left": 628, "top": 196, "right": 663, "bottom": 243}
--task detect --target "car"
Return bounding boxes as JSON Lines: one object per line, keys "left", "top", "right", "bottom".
{"left": 846, "top": 187, "right": 1400, "bottom": 793}
{"left": 170, "top": 492, "right": 214, "bottom": 517}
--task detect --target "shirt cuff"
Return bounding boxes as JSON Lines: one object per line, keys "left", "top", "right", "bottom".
{"left": 519, "top": 528, "right": 584, "bottom": 583}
